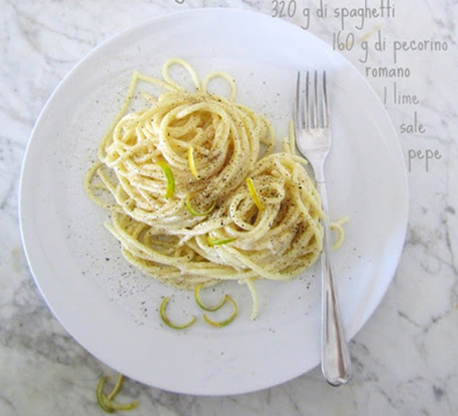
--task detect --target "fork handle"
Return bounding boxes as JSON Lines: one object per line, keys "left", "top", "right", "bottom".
{"left": 316, "top": 174, "right": 352, "bottom": 386}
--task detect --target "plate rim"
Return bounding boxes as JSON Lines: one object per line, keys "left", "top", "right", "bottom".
{"left": 18, "top": 7, "right": 409, "bottom": 395}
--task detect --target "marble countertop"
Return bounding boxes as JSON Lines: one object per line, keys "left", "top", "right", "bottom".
{"left": 1, "top": 0, "right": 457, "bottom": 415}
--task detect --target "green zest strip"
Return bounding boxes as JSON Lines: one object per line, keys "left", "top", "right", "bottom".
{"left": 160, "top": 297, "right": 196, "bottom": 330}
{"left": 203, "top": 296, "right": 238, "bottom": 328}
{"left": 96, "top": 374, "right": 138, "bottom": 413}
{"left": 246, "top": 177, "right": 264, "bottom": 211}
{"left": 185, "top": 195, "right": 216, "bottom": 217}
{"left": 207, "top": 237, "right": 236, "bottom": 246}
{"left": 194, "top": 284, "right": 228, "bottom": 312}
{"left": 96, "top": 377, "right": 113, "bottom": 413}
{"left": 158, "top": 162, "right": 175, "bottom": 198}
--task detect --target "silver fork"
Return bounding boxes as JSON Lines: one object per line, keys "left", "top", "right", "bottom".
{"left": 295, "top": 70, "right": 351, "bottom": 386}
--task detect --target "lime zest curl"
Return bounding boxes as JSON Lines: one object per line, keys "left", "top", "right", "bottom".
{"left": 203, "top": 296, "right": 238, "bottom": 328}
{"left": 96, "top": 374, "right": 138, "bottom": 413}
{"left": 207, "top": 237, "right": 236, "bottom": 246}
{"left": 159, "top": 287, "right": 238, "bottom": 330}
{"left": 160, "top": 297, "right": 196, "bottom": 330}
{"left": 187, "top": 145, "right": 200, "bottom": 179}
{"left": 185, "top": 195, "right": 216, "bottom": 217}
{"left": 246, "top": 177, "right": 264, "bottom": 211}
{"left": 194, "top": 283, "right": 227, "bottom": 312}
{"left": 158, "top": 162, "right": 175, "bottom": 198}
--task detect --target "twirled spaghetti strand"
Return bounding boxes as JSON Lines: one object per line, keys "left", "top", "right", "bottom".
{"left": 85, "top": 58, "right": 325, "bottom": 318}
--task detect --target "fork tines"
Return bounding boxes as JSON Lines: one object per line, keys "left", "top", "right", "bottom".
{"left": 295, "top": 70, "right": 328, "bottom": 130}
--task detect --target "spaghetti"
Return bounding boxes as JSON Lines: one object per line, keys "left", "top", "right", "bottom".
{"left": 85, "top": 58, "right": 327, "bottom": 319}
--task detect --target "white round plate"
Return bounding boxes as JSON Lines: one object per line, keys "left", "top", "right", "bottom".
{"left": 19, "top": 9, "right": 408, "bottom": 396}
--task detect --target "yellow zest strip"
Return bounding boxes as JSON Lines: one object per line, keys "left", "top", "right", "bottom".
{"left": 185, "top": 195, "right": 216, "bottom": 217}
{"left": 96, "top": 374, "right": 138, "bottom": 414}
{"left": 207, "top": 237, "right": 236, "bottom": 246}
{"left": 246, "top": 177, "right": 264, "bottom": 211}
{"left": 194, "top": 283, "right": 228, "bottom": 312}
{"left": 187, "top": 146, "right": 199, "bottom": 179}
{"left": 203, "top": 296, "right": 238, "bottom": 328}
{"left": 96, "top": 378, "right": 113, "bottom": 414}
{"left": 160, "top": 297, "right": 196, "bottom": 330}
{"left": 158, "top": 162, "right": 175, "bottom": 198}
